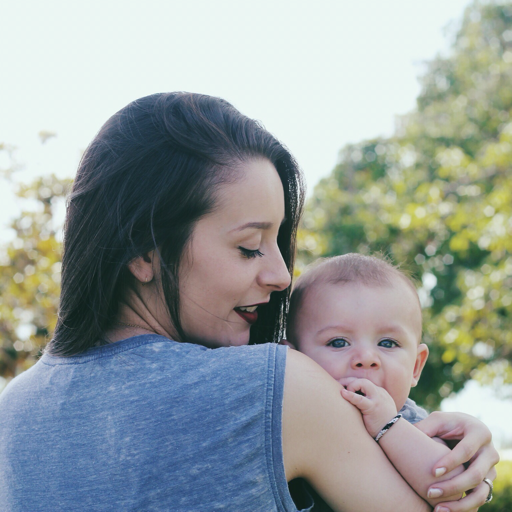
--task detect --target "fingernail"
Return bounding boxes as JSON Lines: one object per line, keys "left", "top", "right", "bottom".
{"left": 435, "top": 467, "right": 446, "bottom": 477}
{"left": 435, "top": 507, "right": 449, "bottom": 512}
{"left": 428, "top": 488, "right": 443, "bottom": 499}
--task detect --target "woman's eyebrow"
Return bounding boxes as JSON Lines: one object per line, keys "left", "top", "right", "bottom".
{"left": 231, "top": 222, "right": 273, "bottom": 232}
{"left": 231, "top": 218, "right": 287, "bottom": 233}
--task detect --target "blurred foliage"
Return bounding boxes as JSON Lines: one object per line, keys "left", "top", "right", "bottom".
{"left": 486, "top": 459, "right": 512, "bottom": 511}
{"left": 1, "top": 0, "right": 511, "bottom": 420}
{"left": 298, "top": 0, "right": 512, "bottom": 409}
{"left": 0, "top": 148, "right": 71, "bottom": 382}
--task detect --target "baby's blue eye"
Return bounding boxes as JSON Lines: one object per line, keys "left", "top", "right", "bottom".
{"left": 327, "top": 338, "right": 349, "bottom": 348}
{"left": 379, "top": 338, "right": 398, "bottom": 348}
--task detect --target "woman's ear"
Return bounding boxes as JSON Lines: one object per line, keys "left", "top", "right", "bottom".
{"left": 411, "top": 343, "right": 429, "bottom": 387}
{"left": 128, "top": 251, "right": 155, "bottom": 284}
{"left": 280, "top": 339, "right": 297, "bottom": 350}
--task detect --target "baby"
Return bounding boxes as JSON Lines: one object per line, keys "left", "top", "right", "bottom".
{"left": 285, "top": 253, "right": 464, "bottom": 509}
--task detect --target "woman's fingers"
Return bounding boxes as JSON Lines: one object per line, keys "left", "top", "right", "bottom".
{"left": 415, "top": 411, "right": 498, "bottom": 476}
{"left": 428, "top": 461, "right": 496, "bottom": 504}
{"left": 433, "top": 476, "right": 494, "bottom": 512}
{"left": 415, "top": 410, "right": 469, "bottom": 439}
{"left": 416, "top": 410, "right": 499, "bottom": 511}
{"left": 434, "top": 430, "right": 494, "bottom": 476}
{"left": 432, "top": 436, "right": 499, "bottom": 490}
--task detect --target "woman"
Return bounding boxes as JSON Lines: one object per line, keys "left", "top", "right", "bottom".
{"left": 0, "top": 93, "right": 497, "bottom": 511}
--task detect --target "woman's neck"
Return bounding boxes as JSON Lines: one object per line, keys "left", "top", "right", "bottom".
{"left": 107, "top": 286, "right": 178, "bottom": 343}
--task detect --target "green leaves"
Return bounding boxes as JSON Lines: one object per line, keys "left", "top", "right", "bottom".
{"left": 0, "top": 161, "right": 71, "bottom": 381}
{"left": 298, "top": 1, "right": 512, "bottom": 408}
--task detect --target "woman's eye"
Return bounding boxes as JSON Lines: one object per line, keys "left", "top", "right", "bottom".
{"left": 379, "top": 338, "right": 399, "bottom": 348}
{"left": 238, "top": 246, "right": 264, "bottom": 259}
{"left": 327, "top": 338, "right": 349, "bottom": 348}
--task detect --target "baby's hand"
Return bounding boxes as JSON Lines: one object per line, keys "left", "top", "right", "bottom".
{"left": 340, "top": 378, "right": 398, "bottom": 438}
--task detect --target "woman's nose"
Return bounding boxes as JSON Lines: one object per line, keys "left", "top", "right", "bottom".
{"left": 258, "top": 246, "right": 291, "bottom": 292}
{"left": 351, "top": 348, "right": 380, "bottom": 369}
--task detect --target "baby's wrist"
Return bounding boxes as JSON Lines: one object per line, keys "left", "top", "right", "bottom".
{"left": 364, "top": 408, "right": 399, "bottom": 438}
{"left": 374, "top": 413, "right": 403, "bottom": 442}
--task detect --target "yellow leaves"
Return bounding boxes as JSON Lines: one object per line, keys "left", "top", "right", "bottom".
{"left": 442, "top": 348, "right": 457, "bottom": 364}
{"left": 449, "top": 232, "right": 470, "bottom": 252}
{"left": 398, "top": 214, "right": 411, "bottom": 229}
{"left": 301, "top": 206, "right": 327, "bottom": 231}
{"left": 428, "top": 185, "right": 441, "bottom": 201}
{"left": 38, "top": 131, "right": 57, "bottom": 144}
{"left": 437, "top": 147, "right": 467, "bottom": 167}
{"left": 0, "top": 171, "right": 71, "bottom": 379}
{"left": 480, "top": 137, "right": 512, "bottom": 168}
{"left": 436, "top": 147, "right": 474, "bottom": 180}
{"left": 493, "top": 460, "right": 512, "bottom": 497}
{"left": 294, "top": 2, "right": 512, "bottom": 406}
{"left": 296, "top": 228, "right": 328, "bottom": 261}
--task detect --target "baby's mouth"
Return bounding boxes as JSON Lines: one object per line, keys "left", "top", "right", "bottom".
{"left": 339, "top": 376, "right": 374, "bottom": 394}
{"left": 234, "top": 305, "right": 259, "bottom": 325}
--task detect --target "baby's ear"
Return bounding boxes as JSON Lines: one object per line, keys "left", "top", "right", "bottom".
{"left": 280, "top": 339, "right": 297, "bottom": 350}
{"left": 411, "top": 343, "right": 429, "bottom": 387}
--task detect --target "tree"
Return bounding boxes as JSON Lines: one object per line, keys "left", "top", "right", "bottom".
{"left": 0, "top": 144, "right": 71, "bottom": 382}
{"left": 298, "top": 0, "right": 512, "bottom": 409}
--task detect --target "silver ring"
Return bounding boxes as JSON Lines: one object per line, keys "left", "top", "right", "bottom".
{"left": 483, "top": 478, "right": 493, "bottom": 503}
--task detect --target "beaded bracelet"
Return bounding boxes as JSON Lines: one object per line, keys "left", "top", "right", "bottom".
{"left": 374, "top": 413, "right": 403, "bottom": 443}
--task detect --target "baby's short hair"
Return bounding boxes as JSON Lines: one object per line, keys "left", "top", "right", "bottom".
{"left": 287, "top": 253, "right": 420, "bottom": 341}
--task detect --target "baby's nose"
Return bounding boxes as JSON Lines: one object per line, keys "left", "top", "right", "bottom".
{"left": 351, "top": 349, "right": 380, "bottom": 369}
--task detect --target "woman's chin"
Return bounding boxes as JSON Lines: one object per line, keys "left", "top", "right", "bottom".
{"left": 191, "top": 331, "right": 250, "bottom": 348}
{"left": 229, "top": 336, "right": 251, "bottom": 347}
{"left": 223, "top": 329, "right": 251, "bottom": 347}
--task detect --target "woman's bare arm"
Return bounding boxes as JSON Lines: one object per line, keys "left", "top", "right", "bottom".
{"left": 282, "top": 350, "right": 431, "bottom": 512}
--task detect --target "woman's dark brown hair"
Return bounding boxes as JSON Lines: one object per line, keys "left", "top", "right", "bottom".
{"left": 47, "top": 92, "right": 304, "bottom": 356}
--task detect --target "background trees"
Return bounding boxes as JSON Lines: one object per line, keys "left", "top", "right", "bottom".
{"left": 0, "top": 145, "right": 70, "bottom": 381}
{"left": 298, "top": 1, "right": 512, "bottom": 409}
{"left": 1, "top": 2, "right": 511, "bottom": 409}
{"left": 0, "top": 1, "right": 511, "bottom": 507}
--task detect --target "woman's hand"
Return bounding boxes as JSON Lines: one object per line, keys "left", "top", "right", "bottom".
{"left": 415, "top": 411, "right": 499, "bottom": 512}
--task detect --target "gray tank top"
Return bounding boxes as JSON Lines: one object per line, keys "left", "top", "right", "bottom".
{"left": 0, "top": 335, "right": 309, "bottom": 511}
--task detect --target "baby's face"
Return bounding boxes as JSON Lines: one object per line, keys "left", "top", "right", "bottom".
{"left": 291, "top": 279, "right": 428, "bottom": 411}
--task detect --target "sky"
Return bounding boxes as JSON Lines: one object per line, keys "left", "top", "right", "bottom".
{"left": 1, "top": 0, "right": 472, "bottom": 193}
{"left": 2, "top": 0, "right": 511, "bottom": 451}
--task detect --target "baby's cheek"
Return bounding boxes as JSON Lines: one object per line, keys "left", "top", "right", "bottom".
{"left": 384, "top": 379, "right": 410, "bottom": 412}
{"left": 303, "top": 351, "right": 333, "bottom": 376}
{"left": 320, "top": 358, "right": 347, "bottom": 381}
{"left": 299, "top": 347, "right": 348, "bottom": 381}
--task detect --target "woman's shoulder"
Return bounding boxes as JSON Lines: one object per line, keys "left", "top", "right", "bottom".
{"left": 39, "top": 335, "right": 289, "bottom": 396}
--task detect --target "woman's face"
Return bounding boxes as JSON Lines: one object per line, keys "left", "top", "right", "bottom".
{"left": 178, "top": 158, "right": 291, "bottom": 348}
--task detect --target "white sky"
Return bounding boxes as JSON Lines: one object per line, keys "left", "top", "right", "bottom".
{"left": 1, "top": 0, "right": 472, "bottom": 192}
{"left": 2, "top": 0, "right": 511, "bottom": 451}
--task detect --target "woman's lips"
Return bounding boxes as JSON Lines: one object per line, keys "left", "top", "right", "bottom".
{"left": 235, "top": 309, "right": 258, "bottom": 325}
{"left": 235, "top": 303, "right": 268, "bottom": 325}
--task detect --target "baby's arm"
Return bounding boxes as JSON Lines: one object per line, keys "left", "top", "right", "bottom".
{"left": 340, "top": 378, "right": 464, "bottom": 508}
